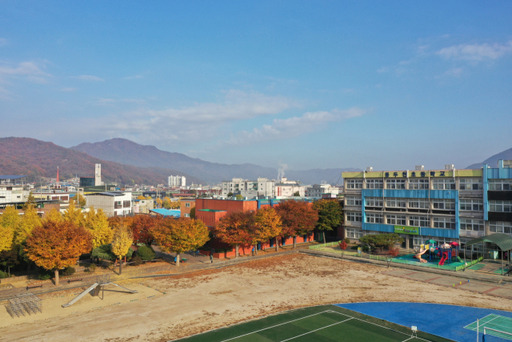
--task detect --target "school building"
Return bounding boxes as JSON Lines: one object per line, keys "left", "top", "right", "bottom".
{"left": 342, "top": 160, "right": 512, "bottom": 250}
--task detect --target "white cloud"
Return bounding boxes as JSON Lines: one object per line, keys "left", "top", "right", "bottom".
{"left": 75, "top": 74, "right": 104, "bottom": 82}
{"left": 437, "top": 40, "right": 512, "bottom": 62}
{"left": 97, "top": 97, "right": 146, "bottom": 105}
{"left": 146, "top": 89, "right": 298, "bottom": 123}
{"left": 227, "top": 107, "right": 366, "bottom": 145}
{"left": 0, "top": 61, "right": 51, "bottom": 98}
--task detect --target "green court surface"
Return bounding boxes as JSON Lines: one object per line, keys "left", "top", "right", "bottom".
{"left": 464, "top": 314, "right": 512, "bottom": 340}
{"left": 174, "top": 305, "right": 451, "bottom": 342}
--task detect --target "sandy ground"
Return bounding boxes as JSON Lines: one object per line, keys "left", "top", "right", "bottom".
{"left": 1, "top": 253, "right": 511, "bottom": 342}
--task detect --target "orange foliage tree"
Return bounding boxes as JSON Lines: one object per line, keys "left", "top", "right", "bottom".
{"left": 213, "top": 211, "right": 255, "bottom": 258}
{"left": 275, "top": 200, "right": 318, "bottom": 248}
{"left": 25, "top": 220, "right": 92, "bottom": 286}
{"left": 129, "top": 214, "right": 160, "bottom": 245}
{"left": 152, "top": 218, "right": 209, "bottom": 266}
{"left": 254, "top": 207, "right": 282, "bottom": 252}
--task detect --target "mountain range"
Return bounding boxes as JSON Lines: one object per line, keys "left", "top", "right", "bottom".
{"left": 0, "top": 136, "right": 509, "bottom": 186}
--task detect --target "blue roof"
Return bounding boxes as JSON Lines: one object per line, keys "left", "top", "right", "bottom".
{"left": 0, "top": 175, "right": 26, "bottom": 180}
{"left": 150, "top": 208, "right": 181, "bottom": 217}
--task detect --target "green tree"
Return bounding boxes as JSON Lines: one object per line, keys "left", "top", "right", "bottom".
{"left": 313, "top": 199, "right": 343, "bottom": 244}
{"left": 25, "top": 220, "right": 92, "bottom": 286}
{"left": 359, "top": 233, "right": 403, "bottom": 253}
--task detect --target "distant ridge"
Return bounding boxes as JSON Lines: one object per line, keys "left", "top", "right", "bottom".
{"left": 0, "top": 137, "right": 193, "bottom": 185}
{"left": 466, "top": 147, "right": 512, "bottom": 169}
{"left": 72, "top": 138, "right": 356, "bottom": 185}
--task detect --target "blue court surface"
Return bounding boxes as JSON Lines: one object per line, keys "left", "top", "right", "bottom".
{"left": 338, "top": 302, "right": 512, "bottom": 341}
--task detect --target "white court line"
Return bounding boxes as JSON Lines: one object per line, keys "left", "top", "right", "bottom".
{"left": 279, "top": 318, "right": 353, "bottom": 342}
{"left": 220, "top": 310, "right": 346, "bottom": 342}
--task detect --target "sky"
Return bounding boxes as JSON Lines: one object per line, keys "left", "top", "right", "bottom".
{"left": 1, "top": 1, "right": 511, "bottom": 171}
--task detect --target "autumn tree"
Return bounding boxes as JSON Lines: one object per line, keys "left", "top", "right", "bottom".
{"left": 63, "top": 200, "right": 84, "bottom": 227}
{"left": 0, "top": 222, "right": 14, "bottom": 253}
{"left": 14, "top": 205, "right": 42, "bottom": 246}
{"left": 75, "top": 194, "right": 87, "bottom": 208}
{"left": 155, "top": 197, "right": 163, "bottom": 208}
{"left": 42, "top": 208, "right": 64, "bottom": 224}
{"left": 162, "top": 197, "right": 173, "bottom": 209}
{"left": 25, "top": 220, "right": 92, "bottom": 286}
{"left": 129, "top": 214, "right": 159, "bottom": 245}
{"left": 152, "top": 217, "right": 209, "bottom": 266}
{"left": 275, "top": 200, "right": 318, "bottom": 248}
{"left": 23, "top": 192, "right": 37, "bottom": 210}
{"left": 214, "top": 211, "right": 255, "bottom": 258}
{"left": 84, "top": 208, "right": 113, "bottom": 249}
{"left": 111, "top": 226, "right": 133, "bottom": 274}
{"left": 254, "top": 207, "right": 282, "bottom": 252}
{"left": 313, "top": 199, "right": 343, "bottom": 243}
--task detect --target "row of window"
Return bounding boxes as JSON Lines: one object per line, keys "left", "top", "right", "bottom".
{"left": 346, "top": 196, "right": 476, "bottom": 211}
{"left": 490, "top": 221, "right": 512, "bottom": 234}
{"left": 345, "top": 178, "right": 486, "bottom": 190}
{"left": 348, "top": 212, "right": 457, "bottom": 229}
{"left": 489, "top": 200, "right": 512, "bottom": 213}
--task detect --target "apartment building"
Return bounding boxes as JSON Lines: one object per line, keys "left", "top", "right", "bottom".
{"left": 168, "top": 175, "right": 186, "bottom": 188}
{"left": 85, "top": 191, "right": 132, "bottom": 217}
{"left": 0, "top": 175, "right": 29, "bottom": 207}
{"left": 221, "top": 178, "right": 275, "bottom": 199}
{"left": 342, "top": 160, "right": 512, "bottom": 250}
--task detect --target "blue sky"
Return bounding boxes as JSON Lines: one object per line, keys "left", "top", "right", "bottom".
{"left": 1, "top": 1, "right": 511, "bottom": 171}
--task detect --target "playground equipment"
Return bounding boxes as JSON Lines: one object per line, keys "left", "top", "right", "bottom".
{"left": 6, "top": 293, "right": 42, "bottom": 318}
{"left": 62, "top": 275, "right": 137, "bottom": 308}
{"left": 417, "top": 240, "right": 460, "bottom": 265}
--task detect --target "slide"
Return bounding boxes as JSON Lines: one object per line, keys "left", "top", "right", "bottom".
{"left": 438, "top": 252, "right": 448, "bottom": 266}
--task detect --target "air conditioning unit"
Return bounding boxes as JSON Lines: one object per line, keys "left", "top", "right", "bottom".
{"left": 415, "top": 165, "right": 424, "bottom": 171}
{"left": 366, "top": 167, "right": 373, "bottom": 172}
{"left": 445, "top": 164, "right": 455, "bottom": 170}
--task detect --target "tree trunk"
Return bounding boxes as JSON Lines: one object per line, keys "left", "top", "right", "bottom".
{"left": 293, "top": 236, "right": 297, "bottom": 249}
{"left": 275, "top": 237, "right": 279, "bottom": 252}
{"left": 54, "top": 269, "right": 60, "bottom": 286}
{"left": 176, "top": 253, "right": 181, "bottom": 266}
{"left": 322, "top": 231, "right": 326, "bottom": 244}
{"left": 235, "top": 244, "right": 239, "bottom": 258}
{"left": 119, "top": 257, "right": 122, "bottom": 275}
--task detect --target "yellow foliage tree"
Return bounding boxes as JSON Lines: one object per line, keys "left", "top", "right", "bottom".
{"left": 111, "top": 226, "right": 133, "bottom": 274}
{"left": 43, "top": 208, "right": 64, "bottom": 224}
{"left": 84, "top": 208, "right": 113, "bottom": 249}
{"left": 152, "top": 218, "right": 209, "bottom": 266}
{"left": 162, "top": 197, "right": 172, "bottom": 209}
{"left": 137, "top": 195, "right": 146, "bottom": 200}
{"left": 14, "top": 205, "right": 42, "bottom": 246}
{"left": 254, "top": 207, "right": 283, "bottom": 252}
{"left": 63, "top": 200, "right": 85, "bottom": 227}
{"left": 0, "top": 222, "right": 14, "bottom": 253}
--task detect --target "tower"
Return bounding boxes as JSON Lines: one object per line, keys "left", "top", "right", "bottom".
{"left": 95, "top": 163, "right": 103, "bottom": 186}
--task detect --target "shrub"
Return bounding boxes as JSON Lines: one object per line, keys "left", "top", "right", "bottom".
{"left": 61, "top": 266, "right": 75, "bottom": 276}
{"left": 131, "top": 255, "right": 143, "bottom": 266}
{"left": 86, "top": 263, "right": 97, "bottom": 273}
{"left": 92, "top": 244, "right": 116, "bottom": 261}
{"left": 344, "top": 238, "right": 351, "bottom": 244}
{"left": 137, "top": 245, "right": 155, "bottom": 261}
{"left": 38, "top": 273, "right": 51, "bottom": 280}
{"left": 0, "top": 270, "right": 9, "bottom": 279}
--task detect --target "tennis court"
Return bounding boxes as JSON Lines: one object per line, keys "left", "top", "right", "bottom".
{"left": 173, "top": 305, "right": 450, "bottom": 342}
{"left": 465, "top": 314, "right": 512, "bottom": 341}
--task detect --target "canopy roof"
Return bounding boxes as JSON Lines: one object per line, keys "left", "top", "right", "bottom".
{"left": 466, "top": 233, "right": 512, "bottom": 251}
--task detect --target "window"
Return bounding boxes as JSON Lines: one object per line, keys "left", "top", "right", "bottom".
{"left": 489, "top": 200, "right": 512, "bottom": 212}
{"left": 460, "top": 218, "right": 484, "bottom": 231}
{"left": 488, "top": 180, "right": 512, "bottom": 191}
{"left": 123, "top": 200, "right": 131, "bottom": 208}
{"left": 459, "top": 178, "right": 482, "bottom": 191}
{"left": 409, "top": 179, "right": 429, "bottom": 190}
{"left": 386, "top": 179, "right": 406, "bottom": 189}
{"left": 409, "top": 199, "right": 429, "bottom": 209}
{"left": 432, "top": 178, "right": 455, "bottom": 190}
{"left": 365, "top": 197, "right": 383, "bottom": 207}
{"left": 345, "top": 179, "right": 363, "bottom": 190}
{"left": 386, "top": 214, "right": 406, "bottom": 225}
{"left": 432, "top": 199, "right": 455, "bottom": 210}
{"left": 385, "top": 198, "right": 406, "bottom": 208}
{"left": 346, "top": 196, "right": 362, "bottom": 206}
{"left": 185, "top": 203, "right": 191, "bottom": 207}
{"left": 346, "top": 228, "right": 364, "bottom": 239}
{"left": 460, "top": 199, "right": 483, "bottom": 212}
{"left": 346, "top": 212, "right": 362, "bottom": 222}
{"left": 433, "top": 217, "right": 455, "bottom": 229}
{"left": 409, "top": 216, "right": 429, "bottom": 227}
{"left": 490, "top": 221, "right": 512, "bottom": 234}
{"left": 366, "top": 213, "right": 383, "bottom": 224}
{"left": 366, "top": 179, "right": 383, "bottom": 189}
{"left": 114, "top": 201, "right": 122, "bottom": 209}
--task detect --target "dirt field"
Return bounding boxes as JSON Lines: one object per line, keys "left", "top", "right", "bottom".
{"left": 1, "top": 253, "right": 510, "bottom": 342}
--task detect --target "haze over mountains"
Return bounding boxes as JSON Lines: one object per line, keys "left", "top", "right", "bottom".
{"left": 1, "top": 136, "right": 509, "bottom": 186}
